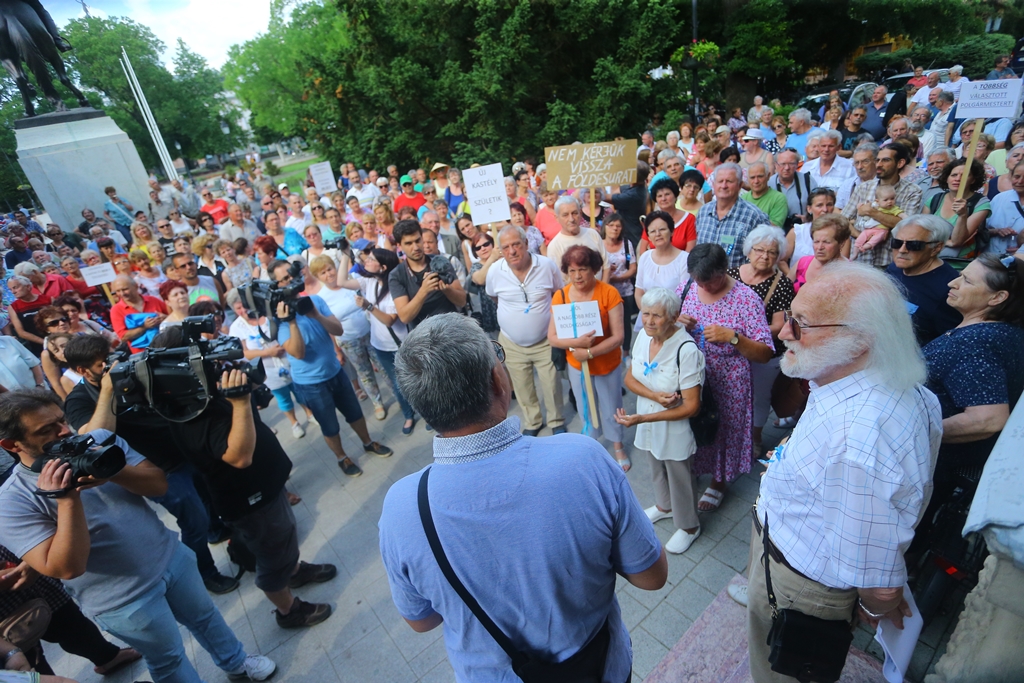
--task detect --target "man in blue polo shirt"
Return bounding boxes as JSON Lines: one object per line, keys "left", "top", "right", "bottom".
{"left": 272, "top": 260, "right": 392, "bottom": 477}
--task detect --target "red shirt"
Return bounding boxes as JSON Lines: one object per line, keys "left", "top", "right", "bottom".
{"left": 33, "top": 273, "right": 75, "bottom": 300}
{"left": 393, "top": 192, "right": 426, "bottom": 214}
{"left": 201, "top": 199, "right": 230, "bottom": 224}
{"left": 641, "top": 212, "right": 697, "bottom": 251}
{"left": 111, "top": 295, "right": 168, "bottom": 352}
{"left": 66, "top": 277, "right": 99, "bottom": 298}
{"left": 534, "top": 206, "right": 561, "bottom": 244}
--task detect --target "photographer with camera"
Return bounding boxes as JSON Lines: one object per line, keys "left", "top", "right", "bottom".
{"left": 0, "top": 389, "right": 277, "bottom": 683}
{"left": 270, "top": 260, "right": 393, "bottom": 477}
{"left": 150, "top": 325, "right": 337, "bottom": 629}
{"left": 390, "top": 220, "right": 467, "bottom": 328}
{"left": 62, "top": 334, "right": 241, "bottom": 595}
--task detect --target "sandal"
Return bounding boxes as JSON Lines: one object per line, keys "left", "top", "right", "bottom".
{"left": 355, "top": 388, "right": 369, "bottom": 401}
{"left": 698, "top": 487, "right": 724, "bottom": 512}
{"left": 614, "top": 447, "right": 631, "bottom": 473}
{"left": 94, "top": 648, "right": 142, "bottom": 675}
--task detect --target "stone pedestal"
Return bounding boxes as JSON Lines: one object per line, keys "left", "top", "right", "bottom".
{"left": 15, "top": 108, "right": 151, "bottom": 233}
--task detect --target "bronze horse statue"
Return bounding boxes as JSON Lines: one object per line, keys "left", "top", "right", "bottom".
{"left": 0, "top": 0, "right": 89, "bottom": 116}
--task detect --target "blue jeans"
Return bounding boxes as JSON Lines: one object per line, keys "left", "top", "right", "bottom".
{"left": 372, "top": 347, "right": 415, "bottom": 421}
{"left": 149, "top": 465, "right": 217, "bottom": 580}
{"left": 94, "top": 544, "right": 246, "bottom": 683}
{"left": 292, "top": 368, "right": 363, "bottom": 438}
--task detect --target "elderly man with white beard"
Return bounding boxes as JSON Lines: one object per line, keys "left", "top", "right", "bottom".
{"left": 739, "top": 261, "right": 942, "bottom": 683}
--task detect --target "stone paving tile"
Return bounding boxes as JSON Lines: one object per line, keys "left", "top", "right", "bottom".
{"left": 38, "top": 379, "right": 963, "bottom": 682}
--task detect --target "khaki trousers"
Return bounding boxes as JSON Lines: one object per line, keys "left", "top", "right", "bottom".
{"left": 746, "top": 520, "right": 858, "bottom": 683}
{"left": 499, "top": 331, "right": 565, "bottom": 431}
{"left": 649, "top": 455, "right": 700, "bottom": 531}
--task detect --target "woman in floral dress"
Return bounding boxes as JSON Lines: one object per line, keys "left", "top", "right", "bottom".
{"left": 676, "top": 244, "right": 774, "bottom": 511}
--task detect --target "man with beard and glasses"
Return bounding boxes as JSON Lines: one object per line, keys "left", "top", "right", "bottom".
{"left": 739, "top": 261, "right": 941, "bottom": 683}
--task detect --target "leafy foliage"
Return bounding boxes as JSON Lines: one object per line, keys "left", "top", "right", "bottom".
{"left": 854, "top": 33, "right": 1016, "bottom": 80}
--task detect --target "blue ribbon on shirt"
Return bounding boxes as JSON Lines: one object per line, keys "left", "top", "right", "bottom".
{"left": 643, "top": 361, "right": 658, "bottom": 376}
{"left": 693, "top": 324, "right": 706, "bottom": 353}
{"left": 572, "top": 302, "right": 594, "bottom": 437}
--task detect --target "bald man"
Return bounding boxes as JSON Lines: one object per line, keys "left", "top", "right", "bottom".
{"left": 109, "top": 275, "right": 168, "bottom": 352}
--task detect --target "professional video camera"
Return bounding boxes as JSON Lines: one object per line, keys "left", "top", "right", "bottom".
{"left": 108, "top": 315, "right": 267, "bottom": 422}
{"left": 235, "top": 260, "right": 313, "bottom": 341}
{"left": 428, "top": 254, "right": 457, "bottom": 285}
{"left": 31, "top": 433, "right": 126, "bottom": 498}
{"left": 323, "top": 236, "right": 348, "bottom": 252}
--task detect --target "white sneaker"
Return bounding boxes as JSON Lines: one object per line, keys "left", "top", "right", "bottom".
{"left": 228, "top": 654, "right": 277, "bottom": 681}
{"left": 727, "top": 583, "right": 748, "bottom": 607}
{"left": 665, "top": 527, "right": 700, "bottom": 554}
{"left": 291, "top": 422, "right": 305, "bottom": 439}
{"left": 645, "top": 506, "right": 672, "bottom": 524}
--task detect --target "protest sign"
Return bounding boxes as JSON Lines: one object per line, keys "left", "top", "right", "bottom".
{"left": 462, "top": 162, "right": 511, "bottom": 226}
{"left": 552, "top": 301, "right": 604, "bottom": 339}
{"left": 544, "top": 140, "right": 638, "bottom": 191}
{"left": 81, "top": 263, "right": 117, "bottom": 287}
{"left": 956, "top": 79, "right": 1024, "bottom": 120}
{"left": 308, "top": 161, "right": 338, "bottom": 197}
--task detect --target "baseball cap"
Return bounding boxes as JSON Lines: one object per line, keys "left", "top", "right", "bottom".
{"left": 352, "top": 238, "right": 373, "bottom": 251}
{"left": 715, "top": 125, "right": 731, "bottom": 136}
{"left": 400, "top": 174, "right": 413, "bottom": 186}
{"left": 278, "top": 182, "right": 289, "bottom": 190}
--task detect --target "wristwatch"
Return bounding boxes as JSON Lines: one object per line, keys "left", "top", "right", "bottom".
{"left": 729, "top": 332, "right": 739, "bottom": 346}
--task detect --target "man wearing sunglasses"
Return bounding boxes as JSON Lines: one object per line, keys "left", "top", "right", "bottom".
{"left": 886, "top": 215, "right": 962, "bottom": 345}
{"left": 747, "top": 261, "right": 941, "bottom": 682}
{"left": 199, "top": 189, "right": 230, "bottom": 224}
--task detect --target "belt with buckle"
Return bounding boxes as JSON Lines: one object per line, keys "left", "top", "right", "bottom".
{"left": 752, "top": 506, "right": 811, "bottom": 581}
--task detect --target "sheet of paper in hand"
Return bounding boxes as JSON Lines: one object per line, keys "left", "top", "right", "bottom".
{"left": 552, "top": 301, "right": 603, "bottom": 339}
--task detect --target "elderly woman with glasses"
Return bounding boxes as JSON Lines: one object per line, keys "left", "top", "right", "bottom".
{"left": 675, "top": 244, "right": 774, "bottom": 511}
{"left": 792, "top": 215, "right": 851, "bottom": 292}
{"left": 548, "top": 245, "right": 628, "bottom": 469}
{"left": 729, "top": 225, "right": 795, "bottom": 452}
{"left": 615, "top": 287, "right": 705, "bottom": 554}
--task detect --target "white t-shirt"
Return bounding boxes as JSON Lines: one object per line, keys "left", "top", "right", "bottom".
{"left": 314, "top": 284, "right": 371, "bottom": 343}
{"left": 630, "top": 327, "right": 705, "bottom": 460}
{"left": 356, "top": 275, "right": 408, "bottom": 352}
{"left": 546, "top": 228, "right": 607, "bottom": 284}
{"left": 634, "top": 249, "right": 688, "bottom": 330}
{"left": 228, "top": 316, "right": 294, "bottom": 391}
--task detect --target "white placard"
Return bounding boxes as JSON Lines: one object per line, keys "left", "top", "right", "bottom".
{"left": 552, "top": 301, "right": 604, "bottom": 339}
{"left": 81, "top": 263, "right": 117, "bottom": 287}
{"left": 462, "top": 162, "right": 511, "bottom": 226}
{"left": 956, "top": 79, "right": 1024, "bottom": 121}
{"left": 308, "top": 161, "right": 338, "bottom": 197}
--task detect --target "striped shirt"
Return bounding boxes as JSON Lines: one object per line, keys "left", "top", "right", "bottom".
{"left": 757, "top": 370, "right": 942, "bottom": 589}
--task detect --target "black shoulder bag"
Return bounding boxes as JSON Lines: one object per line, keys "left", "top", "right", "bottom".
{"left": 678, "top": 279, "right": 719, "bottom": 447}
{"left": 549, "top": 289, "right": 568, "bottom": 371}
{"left": 417, "top": 468, "right": 610, "bottom": 683}
{"left": 763, "top": 514, "right": 853, "bottom": 683}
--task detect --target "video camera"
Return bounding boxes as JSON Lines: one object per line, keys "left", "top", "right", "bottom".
{"left": 31, "top": 433, "right": 126, "bottom": 498}
{"left": 235, "top": 260, "right": 313, "bottom": 341}
{"left": 323, "top": 236, "right": 348, "bottom": 252}
{"left": 108, "top": 315, "right": 267, "bottom": 422}
{"left": 428, "top": 254, "right": 457, "bottom": 285}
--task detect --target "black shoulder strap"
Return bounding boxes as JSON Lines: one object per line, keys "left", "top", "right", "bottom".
{"left": 417, "top": 468, "right": 526, "bottom": 667}
{"left": 763, "top": 514, "right": 778, "bottom": 618}
{"left": 1014, "top": 199, "right": 1024, "bottom": 223}
{"left": 929, "top": 191, "right": 945, "bottom": 215}
{"left": 680, "top": 278, "right": 694, "bottom": 303}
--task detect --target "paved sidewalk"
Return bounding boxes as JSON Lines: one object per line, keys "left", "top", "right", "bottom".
{"left": 43, "top": 375, "right": 958, "bottom": 682}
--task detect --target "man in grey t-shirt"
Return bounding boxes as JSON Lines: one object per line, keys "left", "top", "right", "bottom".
{"left": 0, "top": 389, "right": 275, "bottom": 682}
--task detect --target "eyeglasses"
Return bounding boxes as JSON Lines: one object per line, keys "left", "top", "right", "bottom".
{"left": 45, "top": 316, "right": 69, "bottom": 327}
{"left": 890, "top": 238, "right": 939, "bottom": 251}
{"left": 783, "top": 310, "right": 847, "bottom": 340}
{"left": 749, "top": 247, "right": 779, "bottom": 258}
{"left": 492, "top": 340, "right": 505, "bottom": 363}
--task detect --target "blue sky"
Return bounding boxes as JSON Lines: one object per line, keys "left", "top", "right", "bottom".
{"left": 45, "top": 0, "right": 272, "bottom": 69}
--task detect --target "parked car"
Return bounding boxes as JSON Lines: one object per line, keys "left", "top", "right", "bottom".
{"left": 793, "top": 81, "right": 878, "bottom": 119}
{"left": 884, "top": 68, "right": 950, "bottom": 94}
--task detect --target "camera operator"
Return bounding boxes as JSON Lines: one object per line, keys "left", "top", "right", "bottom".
{"left": 0, "top": 389, "right": 277, "bottom": 683}
{"left": 62, "top": 334, "right": 240, "bottom": 595}
{"left": 270, "top": 260, "right": 393, "bottom": 478}
{"left": 150, "top": 325, "right": 337, "bottom": 630}
{"left": 390, "top": 220, "right": 467, "bottom": 328}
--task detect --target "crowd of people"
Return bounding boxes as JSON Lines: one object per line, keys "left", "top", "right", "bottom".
{"left": 1, "top": 54, "right": 1023, "bottom": 683}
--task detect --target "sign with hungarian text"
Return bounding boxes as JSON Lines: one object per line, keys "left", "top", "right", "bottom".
{"left": 956, "top": 79, "right": 1024, "bottom": 121}
{"left": 545, "top": 140, "right": 638, "bottom": 191}
{"left": 462, "top": 162, "right": 511, "bottom": 226}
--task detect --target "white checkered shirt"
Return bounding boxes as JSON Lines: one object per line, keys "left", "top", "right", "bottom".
{"left": 757, "top": 370, "right": 942, "bottom": 589}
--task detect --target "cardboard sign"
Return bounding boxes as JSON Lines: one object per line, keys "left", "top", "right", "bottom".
{"left": 956, "top": 79, "right": 1024, "bottom": 121}
{"left": 81, "top": 263, "right": 117, "bottom": 287}
{"left": 552, "top": 301, "right": 604, "bottom": 339}
{"left": 462, "top": 163, "right": 511, "bottom": 226}
{"left": 544, "top": 140, "right": 638, "bottom": 191}
{"left": 308, "top": 161, "right": 338, "bottom": 197}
